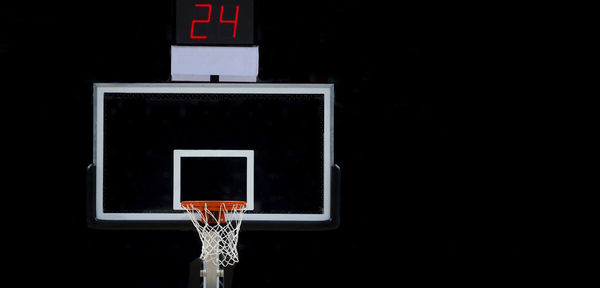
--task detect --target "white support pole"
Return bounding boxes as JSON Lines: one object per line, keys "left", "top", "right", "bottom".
{"left": 203, "top": 260, "right": 219, "bottom": 288}
{"left": 202, "top": 231, "right": 221, "bottom": 288}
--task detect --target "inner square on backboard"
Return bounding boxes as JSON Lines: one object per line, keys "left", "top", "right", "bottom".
{"left": 173, "top": 150, "right": 254, "bottom": 210}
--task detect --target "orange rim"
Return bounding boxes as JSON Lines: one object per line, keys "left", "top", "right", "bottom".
{"left": 181, "top": 200, "right": 247, "bottom": 211}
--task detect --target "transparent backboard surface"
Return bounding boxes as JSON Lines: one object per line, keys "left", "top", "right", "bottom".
{"left": 89, "top": 83, "right": 339, "bottom": 230}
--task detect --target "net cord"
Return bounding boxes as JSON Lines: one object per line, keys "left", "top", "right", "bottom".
{"left": 183, "top": 202, "right": 246, "bottom": 267}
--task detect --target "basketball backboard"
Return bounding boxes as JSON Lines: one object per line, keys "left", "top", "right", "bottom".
{"left": 88, "top": 83, "right": 339, "bottom": 230}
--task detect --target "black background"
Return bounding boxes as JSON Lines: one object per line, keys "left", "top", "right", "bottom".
{"left": 102, "top": 93, "right": 324, "bottom": 215}
{"left": 1, "top": 0, "right": 544, "bottom": 287}
{"left": 180, "top": 157, "right": 247, "bottom": 205}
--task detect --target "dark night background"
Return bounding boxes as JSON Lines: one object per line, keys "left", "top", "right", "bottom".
{"left": 1, "top": 1, "right": 555, "bottom": 287}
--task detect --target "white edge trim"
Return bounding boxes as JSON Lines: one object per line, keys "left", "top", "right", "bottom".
{"left": 93, "top": 83, "right": 334, "bottom": 222}
{"left": 172, "top": 149, "right": 255, "bottom": 211}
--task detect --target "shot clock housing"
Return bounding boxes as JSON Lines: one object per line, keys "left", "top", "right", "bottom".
{"left": 171, "top": 0, "right": 257, "bottom": 81}
{"left": 174, "top": 0, "right": 254, "bottom": 46}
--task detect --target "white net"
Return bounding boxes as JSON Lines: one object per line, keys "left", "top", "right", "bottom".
{"left": 183, "top": 202, "right": 246, "bottom": 267}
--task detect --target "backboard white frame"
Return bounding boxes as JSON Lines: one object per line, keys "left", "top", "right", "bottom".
{"left": 93, "top": 83, "right": 333, "bottom": 224}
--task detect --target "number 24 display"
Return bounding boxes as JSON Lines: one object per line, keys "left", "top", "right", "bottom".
{"left": 175, "top": 0, "right": 254, "bottom": 45}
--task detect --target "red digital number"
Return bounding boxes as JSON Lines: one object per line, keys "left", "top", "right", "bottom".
{"left": 190, "top": 4, "right": 212, "bottom": 39}
{"left": 219, "top": 5, "right": 240, "bottom": 38}
{"left": 189, "top": 3, "right": 240, "bottom": 40}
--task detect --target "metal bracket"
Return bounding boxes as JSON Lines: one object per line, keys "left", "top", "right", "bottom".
{"left": 200, "top": 269, "right": 224, "bottom": 278}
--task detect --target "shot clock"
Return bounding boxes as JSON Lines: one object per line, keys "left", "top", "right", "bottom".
{"left": 175, "top": 0, "right": 254, "bottom": 45}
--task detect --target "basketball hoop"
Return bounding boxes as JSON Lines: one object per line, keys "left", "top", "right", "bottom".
{"left": 182, "top": 201, "right": 246, "bottom": 267}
